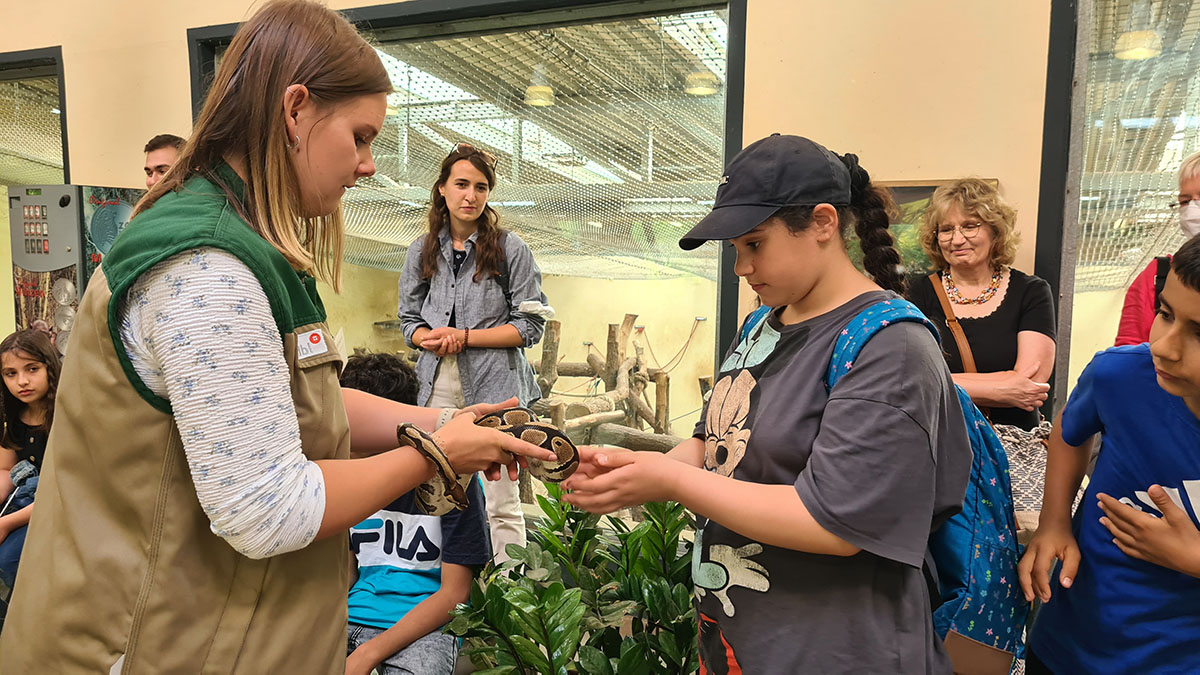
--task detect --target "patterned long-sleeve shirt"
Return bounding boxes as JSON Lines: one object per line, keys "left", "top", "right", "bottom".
{"left": 116, "top": 247, "right": 325, "bottom": 559}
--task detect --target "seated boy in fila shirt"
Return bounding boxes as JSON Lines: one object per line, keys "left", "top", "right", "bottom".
{"left": 1019, "top": 235, "right": 1200, "bottom": 673}
{"left": 340, "top": 352, "right": 490, "bottom": 675}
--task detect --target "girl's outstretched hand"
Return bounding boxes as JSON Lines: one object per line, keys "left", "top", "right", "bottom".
{"left": 570, "top": 445, "right": 631, "bottom": 479}
{"left": 562, "top": 450, "right": 678, "bottom": 514}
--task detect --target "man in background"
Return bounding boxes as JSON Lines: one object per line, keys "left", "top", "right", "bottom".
{"left": 143, "top": 134, "right": 184, "bottom": 189}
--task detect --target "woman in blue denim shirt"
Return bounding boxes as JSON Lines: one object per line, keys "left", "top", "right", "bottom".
{"left": 398, "top": 143, "right": 550, "bottom": 562}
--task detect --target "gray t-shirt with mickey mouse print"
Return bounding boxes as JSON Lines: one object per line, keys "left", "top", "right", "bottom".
{"left": 691, "top": 291, "right": 971, "bottom": 674}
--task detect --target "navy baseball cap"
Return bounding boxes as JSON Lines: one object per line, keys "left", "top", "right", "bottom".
{"left": 679, "top": 134, "right": 852, "bottom": 250}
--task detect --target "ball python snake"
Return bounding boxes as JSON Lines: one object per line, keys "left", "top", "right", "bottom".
{"left": 395, "top": 406, "right": 579, "bottom": 516}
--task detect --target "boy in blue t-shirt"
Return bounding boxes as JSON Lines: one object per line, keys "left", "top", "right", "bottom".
{"left": 1019, "top": 235, "right": 1200, "bottom": 673}
{"left": 340, "top": 353, "right": 491, "bottom": 675}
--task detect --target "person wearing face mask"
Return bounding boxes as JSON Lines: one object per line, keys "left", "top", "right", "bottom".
{"left": 1115, "top": 151, "right": 1200, "bottom": 346}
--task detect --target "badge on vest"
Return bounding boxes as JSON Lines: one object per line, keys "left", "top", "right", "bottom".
{"left": 298, "top": 328, "right": 329, "bottom": 359}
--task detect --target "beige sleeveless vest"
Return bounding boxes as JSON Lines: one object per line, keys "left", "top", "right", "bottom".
{"left": 0, "top": 169, "right": 352, "bottom": 673}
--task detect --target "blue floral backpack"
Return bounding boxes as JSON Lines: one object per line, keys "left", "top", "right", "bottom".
{"left": 743, "top": 299, "right": 1027, "bottom": 673}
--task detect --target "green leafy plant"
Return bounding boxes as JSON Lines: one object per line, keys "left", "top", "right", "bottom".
{"left": 446, "top": 485, "right": 698, "bottom": 674}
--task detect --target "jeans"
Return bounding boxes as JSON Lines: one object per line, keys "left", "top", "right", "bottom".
{"left": 0, "top": 476, "right": 37, "bottom": 589}
{"left": 0, "top": 526, "right": 27, "bottom": 589}
{"left": 346, "top": 622, "right": 458, "bottom": 675}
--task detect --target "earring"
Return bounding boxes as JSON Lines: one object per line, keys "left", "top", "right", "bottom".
{"left": 288, "top": 135, "right": 300, "bottom": 151}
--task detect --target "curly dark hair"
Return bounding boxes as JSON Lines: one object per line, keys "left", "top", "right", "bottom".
{"left": 339, "top": 351, "right": 419, "bottom": 405}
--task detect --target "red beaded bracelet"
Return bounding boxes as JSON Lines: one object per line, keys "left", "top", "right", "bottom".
{"left": 463, "top": 327, "right": 470, "bottom": 348}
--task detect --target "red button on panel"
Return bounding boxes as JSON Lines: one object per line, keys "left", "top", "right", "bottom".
{"left": 43, "top": 240, "right": 49, "bottom": 253}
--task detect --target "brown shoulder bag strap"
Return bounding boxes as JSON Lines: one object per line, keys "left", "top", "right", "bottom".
{"left": 929, "top": 272, "right": 979, "bottom": 373}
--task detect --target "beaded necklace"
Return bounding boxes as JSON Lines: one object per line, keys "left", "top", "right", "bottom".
{"left": 943, "top": 267, "right": 1004, "bottom": 305}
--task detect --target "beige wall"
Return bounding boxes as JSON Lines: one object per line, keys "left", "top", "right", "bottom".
{"left": 735, "top": 2, "right": 1052, "bottom": 315}
{"left": 2, "top": 0, "right": 1054, "bottom": 392}
{"left": 1067, "top": 288, "right": 1125, "bottom": 393}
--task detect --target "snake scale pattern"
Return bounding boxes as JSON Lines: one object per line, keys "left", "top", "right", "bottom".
{"left": 395, "top": 406, "right": 579, "bottom": 515}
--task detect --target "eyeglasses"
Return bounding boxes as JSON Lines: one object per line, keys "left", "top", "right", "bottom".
{"left": 936, "top": 222, "right": 986, "bottom": 241}
{"left": 450, "top": 142, "right": 498, "bottom": 170}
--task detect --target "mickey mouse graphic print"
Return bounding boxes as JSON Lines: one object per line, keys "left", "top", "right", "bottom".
{"left": 691, "top": 291, "right": 971, "bottom": 674}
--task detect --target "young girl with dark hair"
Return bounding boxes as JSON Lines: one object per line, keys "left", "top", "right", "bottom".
{"left": 564, "top": 135, "right": 972, "bottom": 672}
{"left": 0, "top": 329, "right": 60, "bottom": 595}
{"left": 399, "top": 143, "right": 550, "bottom": 562}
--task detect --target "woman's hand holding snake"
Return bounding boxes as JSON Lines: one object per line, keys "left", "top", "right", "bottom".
{"left": 432, "top": 412, "right": 551, "bottom": 477}
{"left": 396, "top": 407, "right": 582, "bottom": 515}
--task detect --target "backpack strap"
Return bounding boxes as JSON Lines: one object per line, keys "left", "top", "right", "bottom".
{"left": 1154, "top": 255, "right": 1171, "bottom": 312}
{"left": 738, "top": 304, "right": 773, "bottom": 343}
{"left": 496, "top": 230, "right": 512, "bottom": 310}
{"left": 826, "top": 299, "right": 940, "bottom": 392}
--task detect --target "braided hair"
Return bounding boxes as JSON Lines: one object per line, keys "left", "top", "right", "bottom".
{"left": 775, "top": 153, "right": 905, "bottom": 294}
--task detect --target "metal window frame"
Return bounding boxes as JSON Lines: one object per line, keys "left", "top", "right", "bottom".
{"left": 187, "top": 0, "right": 747, "bottom": 364}
{"left": 1034, "top": 0, "right": 1085, "bottom": 412}
{"left": 0, "top": 46, "right": 70, "bottom": 184}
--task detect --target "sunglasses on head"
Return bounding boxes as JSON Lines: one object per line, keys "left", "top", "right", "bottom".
{"left": 450, "top": 142, "right": 498, "bottom": 170}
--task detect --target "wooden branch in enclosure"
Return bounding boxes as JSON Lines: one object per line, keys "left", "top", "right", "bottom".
{"left": 536, "top": 320, "right": 561, "bottom": 398}
{"left": 628, "top": 343, "right": 648, "bottom": 429}
{"left": 585, "top": 353, "right": 606, "bottom": 379}
{"left": 557, "top": 362, "right": 595, "bottom": 378}
{"left": 592, "top": 423, "right": 682, "bottom": 453}
{"left": 550, "top": 400, "right": 566, "bottom": 430}
{"left": 518, "top": 467, "right": 533, "bottom": 504}
{"left": 604, "top": 324, "right": 620, "bottom": 390}
{"left": 632, "top": 396, "right": 660, "bottom": 433}
{"left": 565, "top": 396, "right": 616, "bottom": 418}
{"left": 531, "top": 360, "right": 596, "bottom": 378}
{"left": 654, "top": 371, "right": 671, "bottom": 434}
{"left": 617, "top": 313, "right": 637, "bottom": 362}
{"left": 563, "top": 410, "right": 625, "bottom": 431}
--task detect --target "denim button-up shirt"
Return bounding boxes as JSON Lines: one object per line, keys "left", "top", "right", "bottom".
{"left": 398, "top": 229, "right": 548, "bottom": 407}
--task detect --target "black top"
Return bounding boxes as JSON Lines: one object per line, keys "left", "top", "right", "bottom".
{"left": 7, "top": 416, "right": 48, "bottom": 468}
{"left": 449, "top": 249, "right": 468, "bottom": 329}
{"left": 907, "top": 268, "right": 1056, "bottom": 430}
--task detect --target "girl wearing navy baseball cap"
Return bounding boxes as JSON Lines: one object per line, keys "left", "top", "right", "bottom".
{"left": 565, "top": 134, "right": 972, "bottom": 673}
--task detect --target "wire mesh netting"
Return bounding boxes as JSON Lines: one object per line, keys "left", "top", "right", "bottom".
{"left": 1076, "top": 0, "right": 1200, "bottom": 291}
{"left": 343, "top": 9, "right": 728, "bottom": 280}
{"left": 0, "top": 76, "right": 64, "bottom": 188}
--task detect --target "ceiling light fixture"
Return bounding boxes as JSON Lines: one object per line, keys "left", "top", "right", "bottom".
{"left": 524, "top": 64, "right": 555, "bottom": 106}
{"left": 1115, "top": 29, "right": 1162, "bottom": 60}
{"left": 684, "top": 71, "right": 720, "bottom": 96}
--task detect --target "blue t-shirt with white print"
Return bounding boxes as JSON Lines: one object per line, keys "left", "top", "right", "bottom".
{"left": 1029, "top": 344, "right": 1200, "bottom": 673}
{"left": 348, "top": 478, "right": 491, "bottom": 630}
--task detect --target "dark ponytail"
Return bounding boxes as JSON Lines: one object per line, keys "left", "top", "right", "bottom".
{"left": 775, "top": 152, "right": 905, "bottom": 293}
{"left": 839, "top": 153, "right": 905, "bottom": 294}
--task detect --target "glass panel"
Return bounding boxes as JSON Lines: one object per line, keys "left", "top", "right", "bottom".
{"left": 0, "top": 75, "right": 63, "bottom": 187}
{"left": 1069, "top": 0, "right": 1200, "bottom": 384}
{"left": 353, "top": 8, "right": 729, "bottom": 432}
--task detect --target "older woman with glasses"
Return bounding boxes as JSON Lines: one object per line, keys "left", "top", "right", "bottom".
{"left": 398, "top": 142, "right": 550, "bottom": 562}
{"left": 907, "top": 178, "right": 1056, "bottom": 430}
